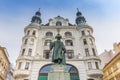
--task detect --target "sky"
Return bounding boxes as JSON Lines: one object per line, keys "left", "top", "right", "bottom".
{"left": 0, "top": 0, "right": 120, "bottom": 65}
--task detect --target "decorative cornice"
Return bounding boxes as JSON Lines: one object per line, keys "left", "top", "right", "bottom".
{"left": 76, "top": 25, "right": 93, "bottom": 33}
{"left": 24, "top": 24, "right": 41, "bottom": 32}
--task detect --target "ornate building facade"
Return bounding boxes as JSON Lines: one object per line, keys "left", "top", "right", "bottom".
{"left": 99, "top": 50, "right": 114, "bottom": 69}
{"left": 100, "top": 42, "right": 120, "bottom": 80}
{"left": 0, "top": 46, "right": 10, "bottom": 80}
{"left": 113, "top": 42, "right": 120, "bottom": 54}
{"left": 102, "top": 52, "right": 120, "bottom": 80}
{"left": 13, "top": 9, "right": 103, "bottom": 80}
{"left": 100, "top": 42, "right": 120, "bottom": 69}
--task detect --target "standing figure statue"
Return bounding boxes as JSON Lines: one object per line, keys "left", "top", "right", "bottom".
{"left": 50, "top": 34, "right": 66, "bottom": 65}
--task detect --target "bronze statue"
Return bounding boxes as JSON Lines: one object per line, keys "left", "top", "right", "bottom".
{"left": 50, "top": 34, "right": 66, "bottom": 65}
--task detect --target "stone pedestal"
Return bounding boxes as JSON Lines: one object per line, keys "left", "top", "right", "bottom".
{"left": 48, "top": 64, "right": 70, "bottom": 80}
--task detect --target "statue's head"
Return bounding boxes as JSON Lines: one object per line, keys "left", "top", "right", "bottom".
{"left": 55, "top": 34, "right": 62, "bottom": 40}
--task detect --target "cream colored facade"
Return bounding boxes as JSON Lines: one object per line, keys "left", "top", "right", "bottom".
{"left": 102, "top": 52, "right": 120, "bottom": 80}
{"left": 99, "top": 50, "right": 114, "bottom": 69}
{"left": 13, "top": 10, "right": 103, "bottom": 80}
{"left": 100, "top": 42, "right": 120, "bottom": 69}
{"left": 0, "top": 46, "right": 10, "bottom": 80}
{"left": 113, "top": 43, "right": 120, "bottom": 54}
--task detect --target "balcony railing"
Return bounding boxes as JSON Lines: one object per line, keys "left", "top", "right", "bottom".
{"left": 87, "top": 69, "right": 103, "bottom": 77}
{"left": 13, "top": 69, "right": 30, "bottom": 78}
{"left": 17, "top": 56, "right": 33, "bottom": 61}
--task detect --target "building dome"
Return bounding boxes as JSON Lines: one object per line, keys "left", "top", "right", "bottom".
{"left": 76, "top": 11, "right": 82, "bottom": 16}
{"left": 35, "top": 11, "right": 41, "bottom": 16}
{"left": 31, "top": 9, "right": 42, "bottom": 24}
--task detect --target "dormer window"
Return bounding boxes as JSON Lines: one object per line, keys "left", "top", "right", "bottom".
{"left": 46, "top": 32, "right": 53, "bottom": 37}
{"left": 56, "top": 21, "right": 62, "bottom": 26}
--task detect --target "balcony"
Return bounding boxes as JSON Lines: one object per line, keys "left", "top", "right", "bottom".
{"left": 87, "top": 69, "right": 103, "bottom": 77}
{"left": 13, "top": 70, "right": 30, "bottom": 78}
{"left": 17, "top": 56, "right": 33, "bottom": 61}
{"left": 84, "top": 56, "right": 100, "bottom": 61}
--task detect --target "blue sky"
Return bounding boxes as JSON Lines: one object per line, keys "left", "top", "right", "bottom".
{"left": 0, "top": 0, "right": 120, "bottom": 65}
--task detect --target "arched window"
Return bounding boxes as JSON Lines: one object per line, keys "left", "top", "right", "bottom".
{"left": 38, "top": 64, "right": 79, "bottom": 80}
{"left": 56, "top": 21, "right": 62, "bottom": 26}
{"left": 44, "top": 40, "right": 51, "bottom": 46}
{"left": 65, "top": 40, "right": 73, "bottom": 46}
{"left": 24, "top": 39, "right": 28, "bottom": 45}
{"left": 65, "top": 32, "right": 72, "bottom": 37}
{"left": 46, "top": 32, "right": 53, "bottom": 37}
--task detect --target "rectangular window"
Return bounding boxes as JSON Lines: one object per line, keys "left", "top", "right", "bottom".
{"left": 85, "top": 48, "right": 90, "bottom": 56}
{"left": 27, "top": 30, "right": 30, "bottom": 35}
{"left": 95, "top": 62, "right": 99, "bottom": 69}
{"left": 32, "top": 30, "right": 36, "bottom": 35}
{"left": 66, "top": 50, "right": 74, "bottom": 59}
{"left": 21, "top": 49, "right": 25, "bottom": 56}
{"left": 81, "top": 31, "right": 85, "bottom": 35}
{"left": 92, "top": 48, "right": 96, "bottom": 56}
{"left": 43, "top": 50, "right": 51, "bottom": 59}
{"left": 88, "top": 62, "right": 92, "bottom": 70}
{"left": 28, "top": 49, "right": 32, "bottom": 56}
{"left": 83, "top": 39, "right": 87, "bottom": 45}
{"left": 18, "top": 62, "right": 22, "bottom": 69}
{"left": 25, "top": 62, "right": 30, "bottom": 70}
{"left": 65, "top": 40, "right": 73, "bottom": 46}
{"left": 44, "top": 40, "right": 51, "bottom": 46}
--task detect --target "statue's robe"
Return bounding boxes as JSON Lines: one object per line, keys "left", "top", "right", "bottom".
{"left": 50, "top": 40, "right": 66, "bottom": 65}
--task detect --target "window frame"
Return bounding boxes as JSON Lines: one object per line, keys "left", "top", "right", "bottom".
{"left": 56, "top": 21, "right": 62, "bottom": 26}
{"left": 28, "top": 49, "right": 32, "bottom": 56}
{"left": 65, "top": 40, "right": 73, "bottom": 46}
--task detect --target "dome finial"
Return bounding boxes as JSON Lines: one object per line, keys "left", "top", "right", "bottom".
{"left": 75, "top": 8, "right": 86, "bottom": 26}
{"left": 77, "top": 8, "right": 79, "bottom": 12}
{"left": 38, "top": 8, "right": 40, "bottom": 11}
{"left": 31, "top": 9, "right": 42, "bottom": 24}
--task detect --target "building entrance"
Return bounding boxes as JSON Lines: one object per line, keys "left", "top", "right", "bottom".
{"left": 38, "top": 64, "right": 79, "bottom": 80}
